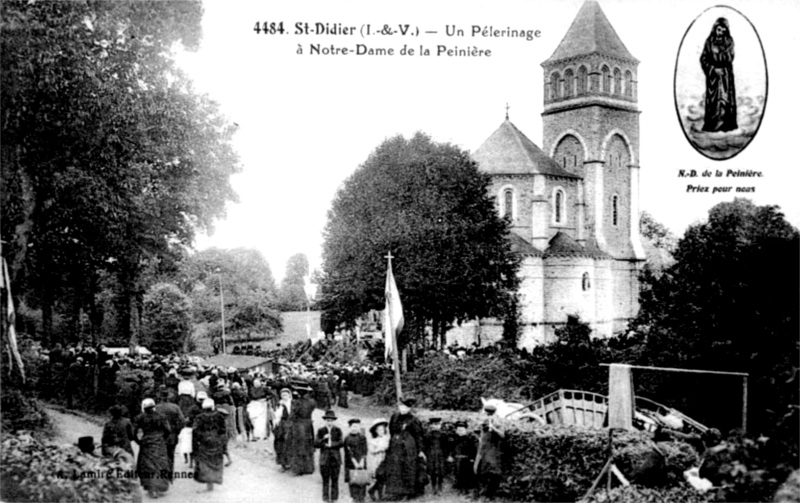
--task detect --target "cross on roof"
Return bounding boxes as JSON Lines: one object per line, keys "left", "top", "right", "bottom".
{"left": 505, "top": 102, "right": 510, "bottom": 120}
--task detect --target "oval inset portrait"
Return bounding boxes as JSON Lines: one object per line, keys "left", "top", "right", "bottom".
{"left": 674, "top": 6, "right": 767, "bottom": 160}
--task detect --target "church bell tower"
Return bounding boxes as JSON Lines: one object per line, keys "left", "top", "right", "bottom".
{"left": 541, "top": 0, "right": 645, "bottom": 261}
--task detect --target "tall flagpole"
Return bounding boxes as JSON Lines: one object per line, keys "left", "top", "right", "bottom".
{"left": 385, "top": 252, "right": 403, "bottom": 400}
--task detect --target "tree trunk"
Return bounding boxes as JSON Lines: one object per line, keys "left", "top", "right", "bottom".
{"left": 41, "top": 277, "right": 54, "bottom": 347}
{"left": 117, "top": 266, "right": 134, "bottom": 348}
{"left": 68, "top": 273, "right": 83, "bottom": 344}
{"left": 88, "top": 272, "right": 101, "bottom": 346}
{"left": 6, "top": 146, "right": 35, "bottom": 286}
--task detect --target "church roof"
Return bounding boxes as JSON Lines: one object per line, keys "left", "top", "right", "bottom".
{"left": 543, "top": 0, "right": 637, "bottom": 65}
{"left": 473, "top": 120, "right": 581, "bottom": 179}
{"left": 544, "top": 231, "right": 609, "bottom": 258}
{"left": 508, "top": 232, "right": 544, "bottom": 257}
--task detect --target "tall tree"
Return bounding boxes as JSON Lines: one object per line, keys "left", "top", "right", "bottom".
{"left": 278, "top": 253, "right": 310, "bottom": 311}
{"left": 639, "top": 211, "right": 678, "bottom": 277}
{"left": 142, "top": 283, "right": 192, "bottom": 355}
{"left": 632, "top": 198, "right": 799, "bottom": 435}
{"left": 177, "top": 248, "right": 282, "bottom": 351}
{"left": 319, "top": 132, "right": 520, "bottom": 348}
{"left": 1, "top": 0, "right": 239, "bottom": 345}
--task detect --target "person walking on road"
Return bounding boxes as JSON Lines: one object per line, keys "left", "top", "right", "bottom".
{"left": 315, "top": 409, "right": 343, "bottom": 503}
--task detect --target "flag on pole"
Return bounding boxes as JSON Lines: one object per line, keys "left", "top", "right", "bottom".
{"left": 384, "top": 258, "right": 404, "bottom": 360}
{"left": 1, "top": 258, "right": 25, "bottom": 382}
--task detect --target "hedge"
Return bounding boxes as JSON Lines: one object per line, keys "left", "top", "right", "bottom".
{"left": 1, "top": 433, "right": 137, "bottom": 503}
{"left": 411, "top": 409, "right": 699, "bottom": 502}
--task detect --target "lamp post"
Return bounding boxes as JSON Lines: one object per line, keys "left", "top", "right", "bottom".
{"left": 216, "top": 268, "right": 226, "bottom": 354}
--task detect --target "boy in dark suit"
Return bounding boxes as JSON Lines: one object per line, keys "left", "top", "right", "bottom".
{"left": 450, "top": 420, "right": 477, "bottom": 494}
{"left": 315, "top": 409, "right": 343, "bottom": 502}
{"left": 424, "top": 417, "right": 447, "bottom": 495}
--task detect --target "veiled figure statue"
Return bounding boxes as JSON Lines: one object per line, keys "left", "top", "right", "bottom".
{"left": 701, "top": 17, "right": 738, "bottom": 132}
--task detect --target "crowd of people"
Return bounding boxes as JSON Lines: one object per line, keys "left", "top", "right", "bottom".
{"left": 39, "top": 341, "right": 505, "bottom": 501}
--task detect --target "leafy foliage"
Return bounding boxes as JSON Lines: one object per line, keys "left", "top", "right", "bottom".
{"left": 1, "top": 0, "right": 239, "bottom": 345}
{"left": 176, "top": 248, "right": 282, "bottom": 350}
{"left": 700, "top": 431, "right": 797, "bottom": 503}
{"left": 0, "top": 388, "right": 50, "bottom": 435}
{"left": 632, "top": 199, "right": 799, "bottom": 437}
{"left": 1, "top": 433, "right": 135, "bottom": 503}
{"left": 142, "top": 282, "right": 192, "bottom": 354}
{"left": 278, "top": 253, "right": 310, "bottom": 311}
{"left": 319, "top": 132, "right": 520, "bottom": 346}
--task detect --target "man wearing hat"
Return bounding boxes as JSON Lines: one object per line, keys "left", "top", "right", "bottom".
{"left": 315, "top": 410, "right": 343, "bottom": 503}
{"left": 474, "top": 404, "right": 505, "bottom": 499}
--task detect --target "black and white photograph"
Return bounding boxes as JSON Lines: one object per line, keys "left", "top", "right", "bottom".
{"left": 1, "top": 1, "right": 798, "bottom": 502}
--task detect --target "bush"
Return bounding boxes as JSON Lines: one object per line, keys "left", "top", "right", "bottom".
{"left": 498, "top": 424, "right": 698, "bottom": 502}
{"left": 580, "top": 485, "right": 709, "bottom": 503}
{"left": 1, "top": 386, "right": 50, "bottom": 435}
{"left": 0, "top": 433, "right": 136, "bottom": 502}
{"left": 410, "top": 409, "right": 698, "bottom": 502}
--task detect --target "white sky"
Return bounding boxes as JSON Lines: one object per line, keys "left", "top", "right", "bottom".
{"left": 179, "top": 0, "right": 799, "bottom": 281}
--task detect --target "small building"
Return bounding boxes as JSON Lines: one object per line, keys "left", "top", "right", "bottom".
{"left": 202, "top": 354, "right": 276, "bottom": 375}
{"left": 105, "top": 346, "right": 152, "bottom": 356}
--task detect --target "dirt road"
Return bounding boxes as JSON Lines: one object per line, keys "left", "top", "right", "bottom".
{"left": 45, "top": 404, "right": 464, "bottom": 503}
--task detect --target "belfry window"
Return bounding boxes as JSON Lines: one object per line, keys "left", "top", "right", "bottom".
{"left": 602, "top": 66, "right": 610, "bottom": 93}
{"left": 578, "top": 66, "right": 587, "bottom": 94}
{"left": 550, "top": 72, "right": 560, "bottom": 100}
{"left": 503, "top": 189, "right": 513, "bottom": 219}
{"left": 613, "top": 68, "right": 622, "bottom": 95}
{"left": 582, "top": 272, "right": 591, "bottom": 291}
{"left": 624, "top": 70, "right": 633, "bottom": 97}
{"left": 564, "top": 69, "right": 574, "bottom": 98}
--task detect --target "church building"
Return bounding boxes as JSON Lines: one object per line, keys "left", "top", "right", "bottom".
{"left": 471, "top": 0, "right": 646, "bottom": 347}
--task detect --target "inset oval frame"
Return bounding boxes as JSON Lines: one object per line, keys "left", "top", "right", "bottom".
{"left": 674, "top": 5, "right": 767, "bottom": 161}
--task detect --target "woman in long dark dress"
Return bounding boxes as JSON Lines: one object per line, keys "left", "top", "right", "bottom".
{"left": 101, "top": 404, "right": 134, "bottom": 457}
{"left": 133, "top": 398, "right": 172, "bottom": 499}
{"left": 289, "top": 385, "right": 317, "bottom": 475}
{"left": 701, "top": 17, "right": 737, "bottom": 132}
{"left": 192, "top": 398, "right": 227, "bottom": 492}
{"left": 383, "top": 398, "right": 425, "bottom": 501}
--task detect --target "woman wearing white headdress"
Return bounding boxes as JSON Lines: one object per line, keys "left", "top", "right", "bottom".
{"left": 134, "top": 397, "right": 172, "bottom": 499}
{"left": 192, "top": 398, "right": 227, "bottom": 492}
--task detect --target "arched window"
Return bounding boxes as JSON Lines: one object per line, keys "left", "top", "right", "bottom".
{"left": 582, "top": 272, "right": 591, "bottom": 291}
{"left": 550, "top": 72, "right": 560, "bottom": 100}
{"left": 554, "top": 189, "right": 565, "bottom": 224}
{"left": 503, "top": 189, "right": 513, "bottom": 219}
{"left": 577, "top": 66, "right": 587, "bottom": 95}
{"left": 613, "top": 68, "right": 622, "bottom": 95}
{"left": 612, "top": 195, "right": 619, "bottom": 226}
{"left": 563, "top": 69, "right": 574, "bottom": 98}
{"left": 624, "top": 71, "right": 633, "bottom": 97}
{"left": 601, "top": 66, "right": 610, "bottom": 93}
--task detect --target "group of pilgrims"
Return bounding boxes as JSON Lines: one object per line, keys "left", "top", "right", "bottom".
{"left": 81, "top": 360, "right": 506, "bottom": 501}
{"left": 45, "top": 344, "right": 505, "bottom": 501}
{"left": 309, "top": 397, "right": 507, "bottom": 503}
